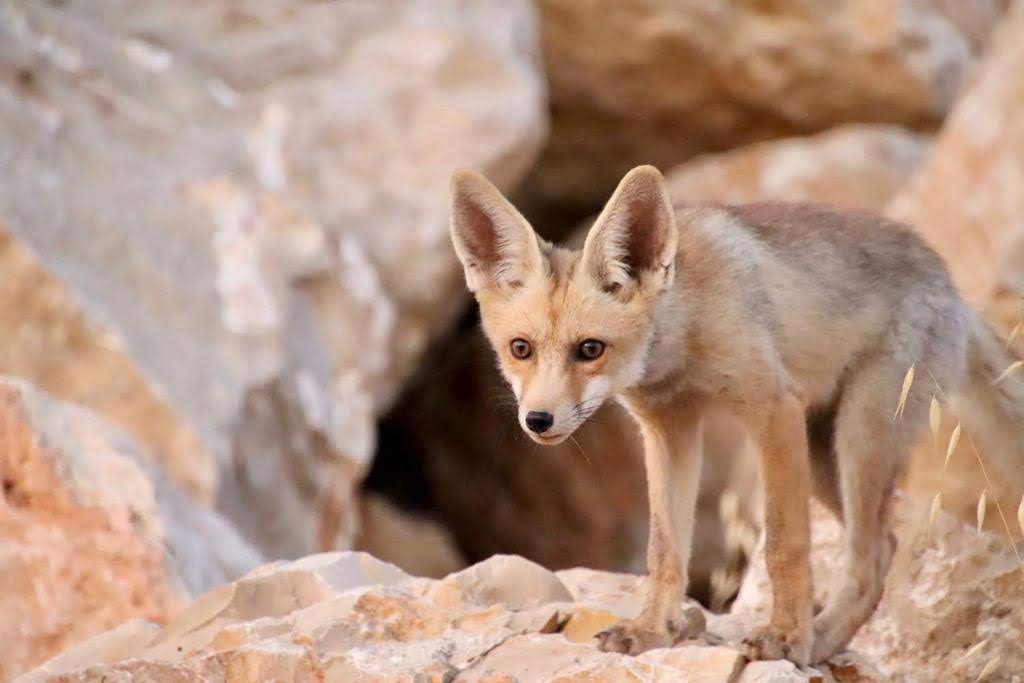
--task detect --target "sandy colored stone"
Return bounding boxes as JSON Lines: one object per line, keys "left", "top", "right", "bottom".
{"left": 730, "top": 495, "right": 1024, "bottom": 682}
{"left": 0, "top": 228, "right": 213, "bottom": 499}
{"left": 525, "top": 0, "right": 1004, "bottom": 213}
{"left": 0, "top": 377, "right": 260, "bottom": 680}
{"left": 888, "top": 2, "right": 1024, "bottom": 307}
{"left": 736, "top": 660, "right": 823, "bottom": 683}
{"left": 0, "top": 0, "right": 545, "bottom": 560}
{"left": 22, "top": 545, "right": 888, "bottom": 683}
{"left": 561, "top": 608, "right": 620, "bottom": 642}
{"left": 667, "top": 125, "right": 930, "bottom": 212}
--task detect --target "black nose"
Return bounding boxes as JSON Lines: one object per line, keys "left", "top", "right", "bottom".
{"left": 525, "top": 411, "right": 554, "bottom": 434}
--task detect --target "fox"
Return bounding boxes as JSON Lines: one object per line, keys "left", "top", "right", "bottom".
{"left": 447, "top": 164, "right": 1024, "bottom": 664}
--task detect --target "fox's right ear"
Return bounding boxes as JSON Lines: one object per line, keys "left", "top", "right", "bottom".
{"left": 449, "top": 170, "right": 545, "bottom": 292}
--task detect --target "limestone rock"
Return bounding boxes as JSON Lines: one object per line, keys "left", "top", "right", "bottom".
{"left": 0, "top": 0, "right": 546, "bottom": 559}
{"left": 729, "top": 495, "right": 1024, "bottom": 682}
{"left": 0, "top": 377, "right": 262, "bottom": 680}
{"left": 525, "top": 0, "right": 1004, "bottom": 213}
{"left": 888, "top": 1, "right": 1024, "bottom": 307}
{"left": 21, "top": 552, "right": 881, "bottom": 683}
{"left": 667, "top": 125, "right": 930, "bottom": 212}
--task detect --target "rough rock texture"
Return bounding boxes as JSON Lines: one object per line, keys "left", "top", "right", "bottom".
{"left": 524, "top": 0, "right": 1005, "bottom": 215}
{"left": 0, "top": 376, "right": 262, "bottom": 680}
{"left": 728, "top": 495, "right": 1024, "bottom": 682}
{"left": 667, "top": 125, "right": 930, "bottom": 212}
{"left": 0, "top": 227, "right": 213, "bottom": 498}
{"left": 888, "top": 0, "right": 1024, "bottom": 307}
{"left": 886, "top": 3, "right": 1024, "bottom": 536}
{"left": 20, "top": 553, "right": 879, "bottom": 683}
{"left": 0, "top": 1, "right": 546, "bottom": 559}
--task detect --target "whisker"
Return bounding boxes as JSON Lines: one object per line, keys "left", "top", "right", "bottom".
{"left": 569, "top": 434, "right": 592, "bottom": 467}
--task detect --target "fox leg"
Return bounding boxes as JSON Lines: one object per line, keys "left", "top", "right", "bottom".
{"left": 811, "top": 358, "right": 913, "bottom": 662}
{"left": 597, "top": 401, "right": 704, "bottom": 655}
{"left": 741, "top": 392, "right": 814, "bottom": 665}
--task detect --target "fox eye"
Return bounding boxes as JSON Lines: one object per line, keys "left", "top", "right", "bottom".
{"left": 576, "top": 339, "right": 605, "bottom": 361}
{"left": 510, "top": 338, "right": 532, "bottom": 360}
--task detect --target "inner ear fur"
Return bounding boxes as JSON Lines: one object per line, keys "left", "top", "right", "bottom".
{"left": 449, "top": 169, "right": 545, "bottom": 292}
{"left": 581, "top": 165, "right": 678, "bottom": 295}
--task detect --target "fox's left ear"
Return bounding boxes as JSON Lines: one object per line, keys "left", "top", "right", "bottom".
{"left": 449, "top": 170, "right": 546, "bottom": 292}
{"left": 581, "top": 165, "right": 678, "bottom": 297}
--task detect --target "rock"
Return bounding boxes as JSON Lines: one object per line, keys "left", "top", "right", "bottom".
{"left": 0, "top": 227, "right": 214, "bottom": 499}
{"left": 729, "top": 494, "right": 1024, "bottom": 682}
{"left": 666, "top": 125, "right": 930, "bottom": 212}
{"left": 736, "top": 660, "right": 821, "bottom": 683}
{"left": 0, "top": 376, "right": 262, "bottom": 680}
{"left": 524, "top": 0, "right": 1004, "bottom": 215}
{"left": 20, "top": 551, "right": 882, "bottom": 683}
{"left": 354, "top": 492, "right": 465, "bottom": 579}
{"left": 439, "top": 555, "right": 574, "bottom": 611}
{"left": 887, "top": 1, "right": 1024, "bottom": 308}
{"left": 0, "top": 0, "right": 546, "bottom": 559}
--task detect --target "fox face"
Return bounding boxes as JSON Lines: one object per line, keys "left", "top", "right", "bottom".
{"left": 449, "top": 166, "right": 679, "bottom": 444}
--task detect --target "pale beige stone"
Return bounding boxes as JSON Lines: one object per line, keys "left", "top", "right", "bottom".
{"left": 22, "top": 546, "right": 888, "bottom": 683}
{"left": 0, "top": 0, "right": 546, "bottom": 560}
{"left": 527, "top": 0, "right": 1004, "bottom": 210}
{"left": 732, "top": 495, "right": 1024, "bottom": 682}
{"left": 0, "top": 377, "right": 259, "bottom": 680}
{"left": 667, "top": 125, "right": 930, "bottom": 212}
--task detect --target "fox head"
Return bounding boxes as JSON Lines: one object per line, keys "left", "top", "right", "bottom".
{"left": 449, "top": 165, "right": 678, "bottom": 444}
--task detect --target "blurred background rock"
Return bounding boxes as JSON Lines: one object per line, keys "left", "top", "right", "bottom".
{"left": 2, "top": 1, "right": 1023, "bottom": 678}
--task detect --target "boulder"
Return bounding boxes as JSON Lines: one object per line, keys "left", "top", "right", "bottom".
{"left": 667, "top": 125, "right": 930, "bottom": 212}
{"left": 0, "top": 376, "right": 262, "bottom": 680}
{"left": 888, "top": 0, "right": 1024, "bottom": 307}
{"left": 19, "top": 552, "right": 880, "bottom": 683}
{"left": 728, "top": 495, "right": 1024, "bottom": 682}
{"left": 0, "top": 1, "right": 546, "bottom": 559}
{"left": 524, "top": 0, "right": 1005, "bottom": 214}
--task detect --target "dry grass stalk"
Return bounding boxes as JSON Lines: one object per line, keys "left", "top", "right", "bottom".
{"left": 977, "top": 488, "right": 987, "bottom": 533}
{"left": 943, "top": 422, "right": 961, "bottom": 471}
{"left": 893, "top": 364, "right": 915, "bottom": 420}
{"left": 928, "top": 493, "right": 942, "bottom": 539}
{"left": 992, "top": 359, "right": 1023, "bottom": 385}
{"left": 975, "top": 654, "right": 1002, "bottom": 682}
{"left": 956, "top": 638, "right": 989, "bottom": 668}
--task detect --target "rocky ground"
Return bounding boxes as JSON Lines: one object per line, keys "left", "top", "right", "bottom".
{"left": 3, "top": 1, "right": 1024, "bottom": 681}
{"left": 5, "top": 376, "right": 1022, "bottom": 682}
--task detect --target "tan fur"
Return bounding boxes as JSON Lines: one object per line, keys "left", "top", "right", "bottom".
{"left": 449, "top": 166, "right": 1017, "bottom": 665}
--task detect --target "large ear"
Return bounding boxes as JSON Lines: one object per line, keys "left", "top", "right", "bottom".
{"left": 449, "top": 170, "right": 546, "bottom": 292}
{"left": 581, "top": 165, "right": 678, "bottom": 296}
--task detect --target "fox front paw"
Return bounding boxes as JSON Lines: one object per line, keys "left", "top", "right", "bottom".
{"left": 596, "top": 621, "right": 674, "bottom": 655}
{"left": 741, "top": 625, "right": 811, "bottom": 666}
{"left": 596, "top": 607, "right": 705, "bottom": 656}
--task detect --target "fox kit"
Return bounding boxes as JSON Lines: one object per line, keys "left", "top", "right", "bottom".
{"left": 448, "top": 165, "right": 1024, "bottom": 664}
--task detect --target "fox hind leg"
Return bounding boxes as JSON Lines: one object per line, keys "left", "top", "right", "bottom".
{"left": 810, "top": 356, "right": 921, "bottom": 662}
